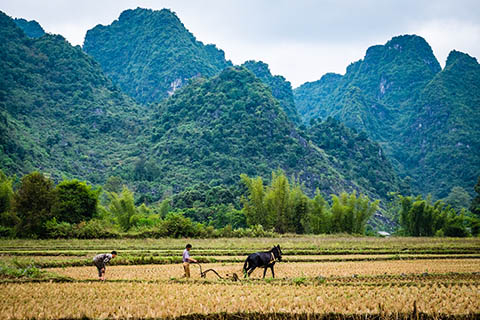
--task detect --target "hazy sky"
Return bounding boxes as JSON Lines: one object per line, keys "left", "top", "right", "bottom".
{"left": 2, "top": 0, "right": 480, "bottom": 87}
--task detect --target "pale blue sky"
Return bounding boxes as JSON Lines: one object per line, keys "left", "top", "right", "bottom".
{"left": 2, "top": 0, "right": 479, "bottom": 87}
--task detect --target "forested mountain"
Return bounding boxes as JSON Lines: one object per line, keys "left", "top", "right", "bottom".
{"left": 294, "top": 35, "right": 479, "bottom": 198}
{"left": 242, "top": 60, "right": 301, "bottom": 124}
{"left": 13, "top": 18, "right": 45, "bottom": 38}
{"left": 400, "top": 50, "right": 480, "bottom": 197}
{"left": 295, "top": 35, "right": 441, "bottom": 142}
{"left": 83, "top": 8, "right": 232, "bottom": 104}
{"left": 0, "top": 11, "right": 144, "bottom": 183}
{"left": 1, "top": 10, "right": 405, "bottom": 209}
{"left": 137, "top": 66, "right": 363, "bottom": 198}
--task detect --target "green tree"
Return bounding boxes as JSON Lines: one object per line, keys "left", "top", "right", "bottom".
{"left": 12, "top": 172, "right": 54, "bottom": 238}
{"left": 470, "top": 176, "right": 480, "bottom": 217}
{"left": 241, "top": 171, "right": 317, "bottom": 234}
{"left": 51, "top": 180, "right": 100, "bottom": 224}
{"left": 398, "top": 195, "right": 420, "bottom": 235}
{"left": 224, "top": 208, "right": 247, "bottom": 229}
{"left": 408, "top": 200, "right": 435, "bottom": 236}
{"left": 0, "top": 170, "right": 14, "bottom": 215}
{"left": 288, "top": 180, "right": 309, "bottom": 234}
{"left": 0, "top": 170, "right": 18, "bottom": 235}
{"left": 302, "top": 192, "right": 331, "bottom": 234}
{"left": 104, "top": 176, "right": 123, "bottom": 193}
{"left": 129, "top": 203, "right": 163, "bottom": 228}
{"left": 442, "top": 209, "right": 469, "bottom": 237}
{"left": 163, "top": 212, "right": 195, "bottom": 238}
{"left": 443, "top": 186, "right": 472, "bottom": 212}
{"left": 158, "top": 199, "right": 171, "bottom": 218}
{"left": 330, "top": 192, "right": 379, "bottom": 234}
{"left": 264, "top": 171, "right": 292, "bottom": 233}
{"left": 240, "top": 174, "right": 269, "bottom": 228}
{"left": 107, "top": 186, "right": 137, "bottom": 231}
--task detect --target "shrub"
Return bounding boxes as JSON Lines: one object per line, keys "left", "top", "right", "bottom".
{"left": 163, "top": 212, "right": 196, "bottom": 238}
{"left": 126, "top": 224, "right": 169, "bottom": 238}
{"left": 73, "top": 219, "right": 120, "bottom": 239}
{"left": 0, "top": 225, "right": 15, "bottom": 238}
{"left": 45, "top": 218, "right": 73, "bottom": 238}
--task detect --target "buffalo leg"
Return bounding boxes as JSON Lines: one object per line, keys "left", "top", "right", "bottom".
{"left": 247, "top": 267, "right": 256, "bottom": 277}
{"left": 243, "top": 267, "right": 249, "bottom": 278}
{"left": 270, "top": 266, "right": 275, "bottom": 278}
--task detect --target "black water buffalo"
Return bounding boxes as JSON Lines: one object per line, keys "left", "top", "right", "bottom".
{"left": 243, "top": 245, "right": 282, "bottom": 278}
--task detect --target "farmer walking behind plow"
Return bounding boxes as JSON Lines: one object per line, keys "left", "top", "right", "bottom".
{"left": 182, "top": 244, "right": 197, "bottom": 278}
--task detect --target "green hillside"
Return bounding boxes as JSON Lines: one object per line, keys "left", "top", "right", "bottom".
{"left": 294, "top": 73, "right": 342, "bottom": 122}
{"left": 83, "top": 8, "right": 232, "bottom": 104}
{"left": 400, "top": 50, "right": 480, "bottom": 197}
{"left": 307, "top": 117, "right": 409, "bottom": 198}
{"left": 242, "top": 60, "right": 300, "bottom": 124}
{"left": 137, "top": 66, "right": 363, "bottom": 198}
{"left": 0, "top": 11, "right": 144, "bottom": 184}
{"left": 13, "top": 18, "right": 45, "bottom": 38}
{"left": 294, "top": 35, "right": 479, "bottom": 198}
{"left": 295, "top": 35, "right": 440, "bottom": 142}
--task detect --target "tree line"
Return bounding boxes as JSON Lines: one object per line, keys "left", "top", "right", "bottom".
{"left": 397, "top": 194, "right": 479, "bottom": 237}
{"left": 240, "top": 171, "right": 378, "bottom": 235}
{"left": 0, "top": 169, "right": 479, "bottom": 238}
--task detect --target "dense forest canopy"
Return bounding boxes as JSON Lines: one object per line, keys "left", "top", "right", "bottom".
{"left": 241, "top": 60, "right": 301, "bottom": 124}
{"left": 13, "top": 18, "right": 45, "bottom": 38}
{"left": 0, "top": 11, "right": 145, "bottom": 184}
{"left": 138, "top": 66, "right": 362, "bottom": 198}
{"left": 83, "top": 8, "right": 232, "bottom": 104}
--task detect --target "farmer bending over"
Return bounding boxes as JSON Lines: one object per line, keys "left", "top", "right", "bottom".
{"left": 182, "top": 244, "right": 197, "bottom": 278}
{"left": 93, "top": 250, "right": 117, "bottom": 281}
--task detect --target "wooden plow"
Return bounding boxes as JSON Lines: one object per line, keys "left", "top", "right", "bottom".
{"left": 195, "top": 263, "right": 239, "bottom": 281}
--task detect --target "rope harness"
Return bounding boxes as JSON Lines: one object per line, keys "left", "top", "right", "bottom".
{"left": 269, "top": 251, "right": 277, "bottom": 264}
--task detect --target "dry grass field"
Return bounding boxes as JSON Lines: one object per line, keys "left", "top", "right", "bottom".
{"left": 0, "top": 281, "right": 478, "bottom": 319}
{"left": 0, "top": 236, "right": 479, "bottom": 319}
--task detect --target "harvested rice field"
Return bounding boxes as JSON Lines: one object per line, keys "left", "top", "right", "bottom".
{"left": 0, "top": 236, "right": 479, "bottom": 320}
{"left": 1, "top": 282, "right": 478, "bottom": 319}
{"left": 46, "top": 259, "right": 480, "bottom": 280}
